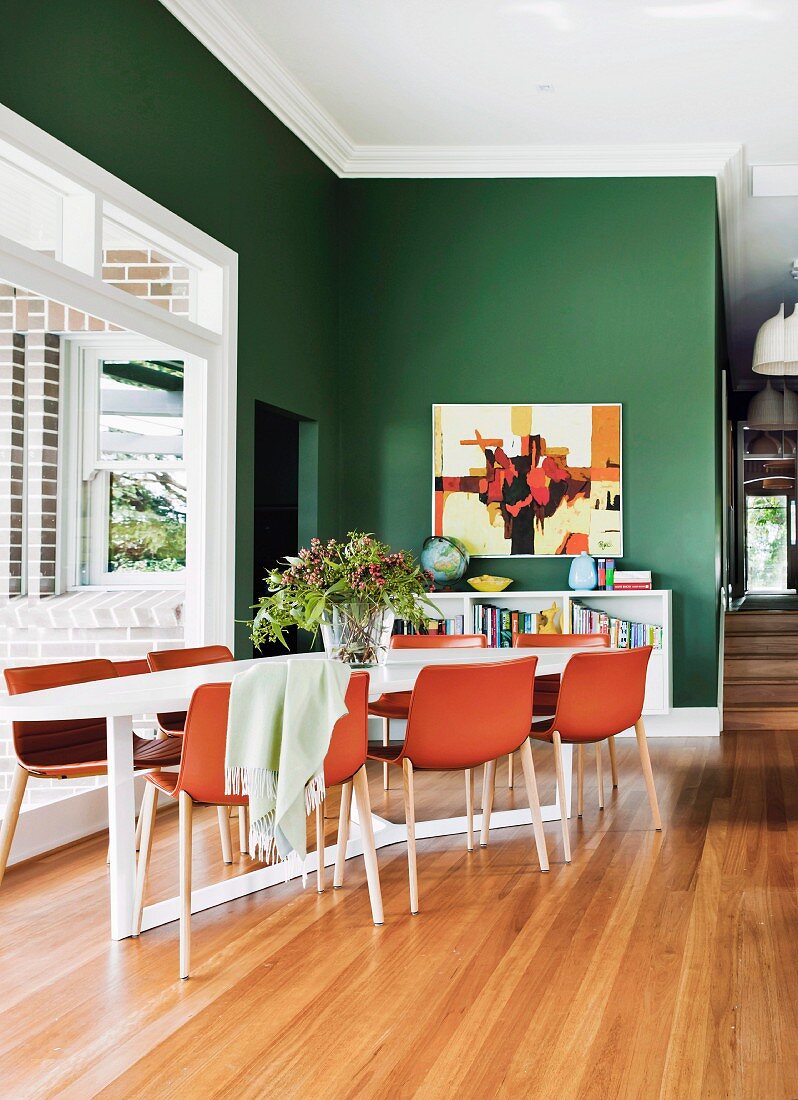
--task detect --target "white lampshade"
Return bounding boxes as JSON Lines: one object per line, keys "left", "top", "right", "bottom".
{"left": 784, "top": 385, "right": 798, "bottom": 424}
{"left": 753, "top": 303, "right": 786, "bottom": 375}
{"left": 784, "top": 304, "right": 798, "bottom": 374}
{"left": 748, "top": 380, "right": 785, "bottom": 426}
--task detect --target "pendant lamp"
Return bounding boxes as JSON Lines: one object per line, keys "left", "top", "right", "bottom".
{"left": 747, "top": 380, "right": 785, "bottom": 426}
{"left": 784, "top": 384, "right": 798, "bottom": 424}
{"left": 752, "top": 303, "right": 785, "bottom": 375}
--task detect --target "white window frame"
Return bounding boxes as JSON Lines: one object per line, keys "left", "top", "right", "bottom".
{"left": 0, "top": 104, "right": 238, "bottom": 648}
{"left": 64, "top": 337, "right": 200, "bottom": 589}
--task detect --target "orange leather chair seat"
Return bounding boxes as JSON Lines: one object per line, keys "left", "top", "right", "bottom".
{"left": 368, "top": 691, "right": 412, "bottom": 720}
{"left": 365, "top": 742, "right": 404, "bottom": 763}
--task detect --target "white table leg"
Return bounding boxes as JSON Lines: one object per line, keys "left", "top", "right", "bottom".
{"left": 107, "top": 714, "right": 137, "bottom": 940}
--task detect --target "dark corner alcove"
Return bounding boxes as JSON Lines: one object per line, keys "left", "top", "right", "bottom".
{"left": 252, "top": 401, "right": 304, "bottom": 657}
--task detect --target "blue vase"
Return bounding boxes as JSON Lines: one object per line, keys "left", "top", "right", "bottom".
{"left": 568, "top": 551, "right": 598, "bottom": 591}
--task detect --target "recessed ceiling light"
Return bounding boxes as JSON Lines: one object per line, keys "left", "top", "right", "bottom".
{"left": 537, "top": 84, "right": 555, "bottom": 93}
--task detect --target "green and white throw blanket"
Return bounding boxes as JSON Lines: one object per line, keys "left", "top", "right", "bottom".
{"left": 224, "top": 660, "right": 351, "bottom": 878}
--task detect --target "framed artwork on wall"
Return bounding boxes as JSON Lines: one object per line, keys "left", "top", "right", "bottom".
{"left": 432, "top": 403, "right": 622, "bottom": 557}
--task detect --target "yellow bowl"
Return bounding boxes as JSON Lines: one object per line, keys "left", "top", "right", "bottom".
{"left": 467, "top": 575, "right": 513, "bottom": 593}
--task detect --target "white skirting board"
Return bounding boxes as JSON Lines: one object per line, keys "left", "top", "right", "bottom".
{"left": 6, "top": 707, "right": 720, "bottom": 868}
{"left": 5, "top": 775, "right": 169, "bottom": 868}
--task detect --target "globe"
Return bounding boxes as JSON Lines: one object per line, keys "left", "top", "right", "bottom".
{"left": 420, "top": 535, "right": 469, "bottom": 587}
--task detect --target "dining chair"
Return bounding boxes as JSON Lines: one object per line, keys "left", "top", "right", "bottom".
{"left": 525, "top": 646, "right": 660, "bottom": 863}
{"left": 133, "top": 672, "right": 382, "bottom": 979}
{"left": 367, "top": 656, "right": 548, "bottom": 914}
{"left": 513, "top": 632, "right": 615, "bottom": 808}
{"left": 146, "top": 645, "right": 238, "bottom": 860}
{"left": 0, "top": 658, "right": 182, "bottom": 886}
{"left": 368, "top": 633, "right": 488, "bottom": 790}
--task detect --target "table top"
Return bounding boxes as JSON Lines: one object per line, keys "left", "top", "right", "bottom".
{"left": 0, "top": 648, "right": 578, "bottom": 722}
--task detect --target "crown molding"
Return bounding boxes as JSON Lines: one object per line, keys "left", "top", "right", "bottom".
{"left": 158, "top": 0, "right": 355, "bottom": 173}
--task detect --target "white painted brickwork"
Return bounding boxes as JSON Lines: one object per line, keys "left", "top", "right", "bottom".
{"left": 0, "top": 590, "right": 184, "bottom": 808}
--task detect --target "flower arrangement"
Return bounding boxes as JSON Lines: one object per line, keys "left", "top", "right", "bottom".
{"left": 251, "top": 532, "right": 438, "bottom": 665}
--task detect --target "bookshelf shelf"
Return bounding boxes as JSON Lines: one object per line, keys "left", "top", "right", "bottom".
{"left": 414, "top": 589, "right": 672, "bottom": 715}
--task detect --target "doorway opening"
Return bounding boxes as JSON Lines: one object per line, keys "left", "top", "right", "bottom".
{"left": 252, "top": 402, "right": 307, "bottom": 656}
{"left": 739, "top": 426, "right": 798, "bottom": 595}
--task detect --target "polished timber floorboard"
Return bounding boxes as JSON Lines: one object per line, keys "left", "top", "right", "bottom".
{"left": 1, "top": 733, "right": 798, "bottom": 1098}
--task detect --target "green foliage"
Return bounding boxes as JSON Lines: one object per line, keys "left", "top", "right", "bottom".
{"left": 251, "top": 532, "right": 437, "bottom": 650}
{"left": 108, "top": 471, "right": 186, "bottom": 572}
{"left": 746, "top": 495, "right": 787, "bottom": 590}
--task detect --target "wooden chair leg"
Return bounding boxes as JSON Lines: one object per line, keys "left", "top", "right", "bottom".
{"left": 352, "top": 765, "right": 384, "bottom": 925}
{"left": 383, "top": 718, "right": 390, "bottom": 791}
{"left": 132, "top": 782, "right": 158, "bottom": 935}
{"left": 552, "top": 732, "right": 572, "bottom": 864}
{"left": 480, "top": 759, "right": 496, "bottom": 848}
{"left": 402, "top": 758, "right": 419, "bottom": 914}
{"left": 135, "top": 799, "right": 145, "bottom": 851}
{"left": 507, "top": 752, "right": 514, "bottom": 788}
{"left": 608, "top": 735, "right": 619, "bottom": 788}
{"left": 316, "top": 802, "right": 326, "bottom": 893}
{"left": 465, "top": 769, "right": 475, "bottom": 851}
{"left": 179, "top": 791, "right": 193, "bottom": 980}
{"left": 238, "top": 805, "right": 248, "bottom": 855}
{"left": 334, "top": 780, "right": 353, "bottom": 888}
{"left": 635, "top": 719, "right": 662, "bottom": 830}
{"left": 518, "top": 739, "right": 549, "bottom": 872}
{"left": 577, "top": 745, "right": 584, "bottom": 818}
{"left": 0, "top": 765, "right": 28, "bottom": 886}
{"left": 596, "top": 743, "right": 605, "bottom": 810}
{"left": 217, "top": 805, "right": 233, "bottom": 864}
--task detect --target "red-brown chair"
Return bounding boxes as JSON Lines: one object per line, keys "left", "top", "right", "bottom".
{"left": 368, "top": 657, "right": 548, "bottom": 914}
{"left": 527, "top": 647, "right": 660, "bottom": 864}
{"left": 147, "top": 645, "right": 238, "bottom": 860}
{"left": 368, "top": 633, "right": 488, "bottom": 790}
{"left": 133, "top": 672, "right": 382, "bottom": 978}
{"left": 513, "top": 632, "right": 615, "bottom": 801}
{"left": 0, "top": 658, "right": 182, "bottom": 885}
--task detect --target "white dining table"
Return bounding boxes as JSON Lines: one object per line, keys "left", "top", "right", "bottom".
{"left": 0, "top": 648, "right": 575, "bottom": 940}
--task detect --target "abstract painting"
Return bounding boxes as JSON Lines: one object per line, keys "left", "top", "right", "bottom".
{"left": 432, "top": 404, "right": 622, "bottom": 557}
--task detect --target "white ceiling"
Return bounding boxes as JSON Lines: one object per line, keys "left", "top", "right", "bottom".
{"left": 164, "top": 0, "right": 798, "bottom": 388}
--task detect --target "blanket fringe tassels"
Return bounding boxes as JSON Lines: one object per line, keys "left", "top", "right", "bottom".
{"left": 225, "top": 767, "right": 326, "bottom": 886}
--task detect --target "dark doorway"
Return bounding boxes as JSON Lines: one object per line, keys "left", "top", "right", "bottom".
{"left": 252, "top": 402, "right": 300, "bottom": 657}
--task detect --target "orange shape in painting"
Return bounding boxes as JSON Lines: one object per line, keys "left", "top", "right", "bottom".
{"left": 565, "top": 532, "right": 589, "bottom": 554}
{"left": 591, "top": 406, "right": 620, "bottom": 467}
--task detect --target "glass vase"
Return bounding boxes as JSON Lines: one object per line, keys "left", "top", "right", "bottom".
{"left": 320, "top": 604, "right": 396, "bottom": 667}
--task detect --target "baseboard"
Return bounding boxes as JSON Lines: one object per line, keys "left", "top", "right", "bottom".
{"left": 6, "top": 775, "right": 167, "bottom": 868}
{"left": 618, "top": 707, "right": 721, "bottom": 738}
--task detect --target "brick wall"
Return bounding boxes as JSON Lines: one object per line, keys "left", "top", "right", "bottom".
{"left": 0, "top": 334, "right": 24, "bottom": 597}
{"left": 24, "top": 333, "right": 60, "bottom": 597}
{"left": 0, "top": 591, "right": 184, "bottom": 806}
{"left": 102, "top": 248, "right": 191, "bottom": 317}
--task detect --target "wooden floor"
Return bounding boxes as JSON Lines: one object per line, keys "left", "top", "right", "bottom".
{"left": 1, "top": 732, "right": 798, "bottom": 1099}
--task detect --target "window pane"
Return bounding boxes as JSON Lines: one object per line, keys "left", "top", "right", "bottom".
{"left": 0, "top": 155, "right": 62, "bottom": 259}
{"left": 746, "top": 495, "right": 788, "bottom": 591}
{"left": 107, "top": 470, "right": 186, "bottom": 574}
{"left": 100, "top": 359, "right": 184, "bottom": 461}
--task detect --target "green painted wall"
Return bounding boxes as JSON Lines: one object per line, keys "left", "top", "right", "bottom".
{"left": 338, "top": 178, "right": 720, "bottom": 706}
{"left": 0, "top": 0, "right": 339, "bottom": 654}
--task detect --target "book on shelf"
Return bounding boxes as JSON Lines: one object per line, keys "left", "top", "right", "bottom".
{"left": 612, "top": 570, "right": 652, "bottom": 591}
{"left": 570, "top": 598, "right": 662, "bottom": 650}
{"left": 473, "top": 602, "right": 538, "bottom": 647}
{"left": 392, "top": 615, "right": 465, "bottom": 637}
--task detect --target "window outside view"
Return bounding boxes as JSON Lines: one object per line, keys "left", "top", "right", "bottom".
{"left": 98, "top": 360, "right": 186, "bottom": 575}
{"left": 745, "top": 495, "right": 788, "bottom": 591}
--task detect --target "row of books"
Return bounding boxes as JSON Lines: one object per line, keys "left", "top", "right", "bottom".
{"left": 473, "top": 604, "right": 539, "bottom": 648}
{"left": 570, "top": 600, "right": 662, "bottom": 649}
{"left": 392, "top": 616, "right": 465, "bottom": 636}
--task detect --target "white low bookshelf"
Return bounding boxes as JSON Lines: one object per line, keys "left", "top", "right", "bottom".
{"left": 419, "top": 589, "right": 672, "bottom": 716}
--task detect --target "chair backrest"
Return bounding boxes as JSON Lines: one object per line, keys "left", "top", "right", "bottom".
{"left": 551, "top": 647, "right": 652, "bottom": 741}
{"left": 146, "top": 644, "right": 234, "bottom": 672}
{"left": 391, "top": 633, "right": 487, "bottom": 649}
{"left": 178, "top": 671, "right": 370, "bottom": 803}
{"left": 115, "top": 658, "right": 150, "bottom": 677}
{"left": 403, "top": 657, "right": 537, "bottom": 770}
{"left": 4, "top": 659, "right": 119, "bottom": 768}
{"left": 147, "top": 645, "right": 234, "bottom": 731}
{"left": 513, "top": 632, "right": 610, "bottom": 649}
{"left": 324, "top": 673, "right": 369, "bottom": 787}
